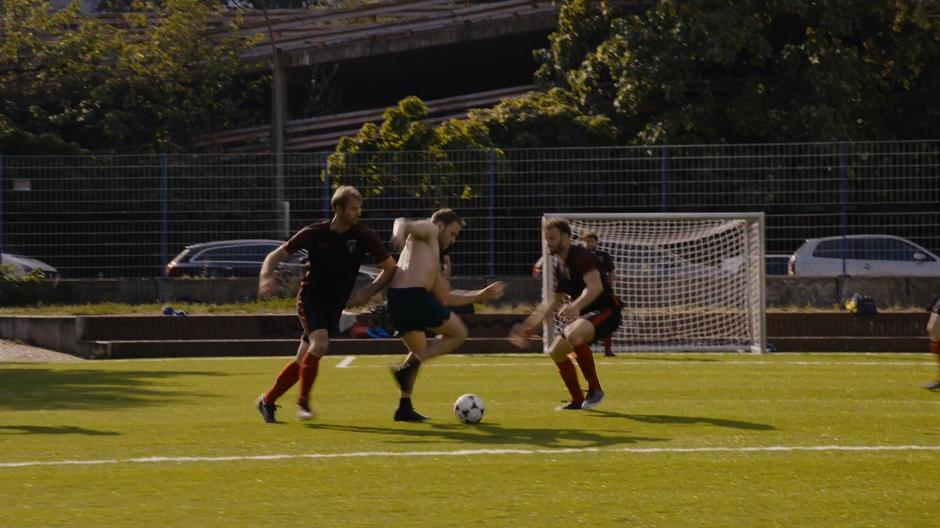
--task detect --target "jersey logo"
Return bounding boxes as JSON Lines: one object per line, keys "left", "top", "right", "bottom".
{"left": 346, "top": 239, "right": 358, "bottom": 253}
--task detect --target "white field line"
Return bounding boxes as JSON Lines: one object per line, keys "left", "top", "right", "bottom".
{"left": 336, "top": 356, "right": 355, "bottom": 368}
{"left": 3, "top": 444, "right": 939, "bottom": 469}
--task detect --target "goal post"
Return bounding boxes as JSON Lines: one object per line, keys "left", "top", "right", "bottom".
{"left": 541, "top": 212, "right": 766, "bottom": 353}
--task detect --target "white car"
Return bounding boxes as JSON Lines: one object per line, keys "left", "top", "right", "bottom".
{"left": 1, "top": 253, "right": 59, "bottom": 279}
{"left": 787, "top": 235, "right": 940, "bottom": 277}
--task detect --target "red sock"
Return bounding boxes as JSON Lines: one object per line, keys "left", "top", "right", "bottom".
{"left": 931, "top": 340, "right": 940, "bottom": 363}
{"left": 264, "top": 360, "right": 300, "bottom": 405}
{"left": 556, "top": 359, "right": 584, "bottom": 403}
{"left": 603, "top": 335, "right": 612, "bottom": 353}
{"left": 573, "top": 344, "right": 602, "bottom": 391}
{"left": 298, "top": 353, "right": 321, "bottom": 406}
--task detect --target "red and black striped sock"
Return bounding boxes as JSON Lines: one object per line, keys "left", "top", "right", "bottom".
{"left": 264, "top": 360, "right": 300, "bottom": 405}
{"left": 573, "top": 344, "right": 602, "bottom": 391}
{"left": 298, "top": 353, "right": 321, "bottom": 406}
{"left": 556, "top": 358, "right": 584, "bottom": 403}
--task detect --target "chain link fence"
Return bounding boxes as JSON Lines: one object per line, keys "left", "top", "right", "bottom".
{"left": 1, "top": 140, "right": 938, "bottom": 278}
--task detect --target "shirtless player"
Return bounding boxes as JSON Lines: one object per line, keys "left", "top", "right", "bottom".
{"left": 386, "top": 208, "right": 505, "bottom": 421}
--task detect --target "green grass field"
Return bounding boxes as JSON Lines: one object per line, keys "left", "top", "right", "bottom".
{"left": 2, "top": 352, "right": 938, "bottom": 527}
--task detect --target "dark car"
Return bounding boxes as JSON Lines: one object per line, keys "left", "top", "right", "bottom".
{"left": 165, "top": 239, "right": 382, "bottom": 280}
{"left": 165, "top": 240, "right": 305, "bottom": 278}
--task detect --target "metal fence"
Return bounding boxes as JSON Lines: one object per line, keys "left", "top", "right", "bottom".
{"left": 1, "top": 140, "right": 938, "bottom": 278}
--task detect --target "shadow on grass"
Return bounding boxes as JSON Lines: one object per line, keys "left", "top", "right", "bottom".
{"left": 0, "top": 425, "right": 119, "bottom": 436}
{"left": 625, "top": 355, "right": 722, "bottom": 363}
{"left": 589, "top": 411, "right": 776, "bottom": 431}
{"left": 0, "top": 367, "right": 222, "bottom": 411}
{"left": 305, "top": 422, "right": 666, "bottom": 449}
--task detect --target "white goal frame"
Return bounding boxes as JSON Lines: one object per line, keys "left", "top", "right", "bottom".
{"left": 541, "top": 212, "right": 767, "bottom": 353}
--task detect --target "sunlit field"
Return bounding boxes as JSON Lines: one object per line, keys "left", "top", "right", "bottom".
{"left": 2, "top": 353, "right": 938, "bottom": 527}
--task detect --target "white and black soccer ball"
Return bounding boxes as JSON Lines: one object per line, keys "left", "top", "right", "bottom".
{"left": 453, "top": 393, "right": 484, "bottom": 424}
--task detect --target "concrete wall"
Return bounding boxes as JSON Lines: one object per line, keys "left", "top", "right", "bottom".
{"left": 8, "top": 276, "right": 940, "bottom": 308}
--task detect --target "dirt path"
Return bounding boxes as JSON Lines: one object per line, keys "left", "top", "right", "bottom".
{"left": 0, "top": 340, "right": 81, "bottom": 362}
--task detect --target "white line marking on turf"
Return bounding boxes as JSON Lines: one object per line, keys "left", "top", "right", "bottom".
{"left": 3, "top": 445, "right": 939, "bottom": 468}
{"left": 336, "top": 356, "right": 355, "bottom": 368}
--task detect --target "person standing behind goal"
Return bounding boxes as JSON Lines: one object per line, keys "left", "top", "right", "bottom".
{"left": 255, "top": 185, "right": 397, "bottom": 423}
{"left": 581, "top": 230, "right": 617, "bottom": 357}
{"left": 925, "top": 295, "right": 940, "bottom": 390}
{"left": 509, "top": 218, "right": 622, "bottom": 410}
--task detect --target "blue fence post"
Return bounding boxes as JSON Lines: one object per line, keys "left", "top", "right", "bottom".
{"left": 160, "top": 154, "right": 169, "bottom": 277}
{"left": 487, "top": 149, "right": 496, "bottom": 277}
{"left": 839, "top": 142, "right": 848, "bottom": 276}
{"left": 323, "top": 152, "right": 332, "bottom": 218}
{"left": 0, "top": 153, "right": 4, "bottom": 257}
{"left": 0, "top": 154, "right": 6, "bottom": 256}
{"left": 660, "top": 145, "right": 669, "bottom": 212}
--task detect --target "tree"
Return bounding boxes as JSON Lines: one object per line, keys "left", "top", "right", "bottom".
{"left": 0, "top": 0, "right": 262, "bottom": 153}
{"left": 535, "top": 0, "right": 940, "bottom": 144}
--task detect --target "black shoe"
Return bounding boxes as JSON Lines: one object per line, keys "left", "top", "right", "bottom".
{"left": 256, "top": 394, "right": 279, "bottom": 423}
{"left": 394, "top": 407, "right": 429, "bottom": 422}
{"left": 604, "top": 350, "right": 616, "bottom": 357}
{"left": 555, "top": 401, "right": 584, "bottom": 411}
{"left": 390, "top": 362, "right": 420, "bottom": 393}
{"left": 582, "top": 388, "right": 605, "bottom": 409}
{"left": 923, "top": 380, "right": 940, "bottom": 391}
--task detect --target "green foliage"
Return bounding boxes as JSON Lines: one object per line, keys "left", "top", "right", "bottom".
{"left": 536, "top": 0, "right": 940, "bottom": 144}
{"left": 0, "top": 265, "right": 47, "bottom": 305}
{"left": 0, "top": 0, "right": 263, "bottom": 153}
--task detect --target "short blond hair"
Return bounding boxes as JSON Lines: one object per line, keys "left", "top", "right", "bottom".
{"left": 581, "top": 230, "right": 598, "bottom": 242}
{"left": 331, "top": 185, "right": 362, "bottom": 209}
{"left": 543, "top": 218, "right": 571, "bottom": 236}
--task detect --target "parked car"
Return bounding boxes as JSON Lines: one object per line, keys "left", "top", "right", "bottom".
{"left": 165, "top": 239, "right": 381, "bottom": 280}
{"left": 788, "top": 235, "right": 940, "bottom": 277}
{"left": 1, "top": 252, "right": 58, "bottom": 279}
{"left": 765, "top": 254, "right": 791, "bottom": 276}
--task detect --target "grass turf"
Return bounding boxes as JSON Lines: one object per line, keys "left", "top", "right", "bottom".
{"left": 1, "top": 353, "right": 938, "bottom": 527}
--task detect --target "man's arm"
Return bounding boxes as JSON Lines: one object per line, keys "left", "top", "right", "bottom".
{"left": 347, "top": 256, "right": 397, "bottom": 308}
{"left": 391, "top": 218, "right": 437, "bottom": 249}
{"left": 508, "top": 291, "right": 564, "bottom": 347}
{"left": 258, "top": 245, "right": 290, "bottom": 299}
{"left": 559, "top": 269, "right": 604, "bottom": 320}
{"left": 431, "top": 274, "right": 505, "bottom": 307}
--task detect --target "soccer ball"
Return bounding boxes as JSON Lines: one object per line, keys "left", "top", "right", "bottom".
{"left": 453, "top": 393, "right": 484, "bottom": 424}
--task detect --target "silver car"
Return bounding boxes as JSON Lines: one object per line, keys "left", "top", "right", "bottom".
{"left": 788, "top": 235, "right": 940, "bottom": 277}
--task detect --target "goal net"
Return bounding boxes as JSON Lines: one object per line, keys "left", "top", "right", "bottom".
{"left": 541, "top": 213, "right": 766, "bottom": 353}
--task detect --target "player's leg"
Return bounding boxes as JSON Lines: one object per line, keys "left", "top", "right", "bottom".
{"left": 603, "top": 335, "right": 615, "bottom": 357}
{"left": 564, "top": 318, "right": 606, "bottom": 409}
{"left": 926, "top": 308, "right": 940, "bottom": 390}
{"left": 257, "top": 337, "right": 306, "bottom": 423}
{"left": 297, "top": 329, "right": 329, "bottom": 419}
{"left": 547, "top": 328, "right": 584, "bottom": 409}
{"left": 393, "top": 330, "right": 429, "bottom": 421}
{"left": 422, "top": 313, "right": 469, "bottom": 361}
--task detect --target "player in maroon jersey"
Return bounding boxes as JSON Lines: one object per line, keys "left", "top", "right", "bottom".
{"left": 255, "top": 185, "right": 397, "bottom": 423}
{"left": 582, "top": 231, "right": 618, "bottom": 357}
{"left": 509, "top": 218, "right": 622, "bottom": 410}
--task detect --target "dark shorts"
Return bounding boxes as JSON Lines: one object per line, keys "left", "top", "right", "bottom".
{"left": 387, "top": 287, "right": 452, "bottom": 333}
{"left": 578, "top": 296, "right": 623, "bottom": 343}
{"left": 297, "top": 292, "right": 343, "bottom": 339}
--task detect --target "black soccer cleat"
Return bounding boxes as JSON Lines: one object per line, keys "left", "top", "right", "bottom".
{"left": 555, "top": 401, "right": 584, "bottom": 411}
{"left": 297, "top": 401, "right": 315, "bottom": 421}
{"left": 256, "top": 394, "right": 279, "bottom": 423}
{"left": 581, "top": 388, "right": 605, "bottom": 410}
{"left": 390, "top": 362, "right": 420, "bottom": 393}
{"left": 394, "top": 406, "right": 429, "bottom": 422}
{"left": 923, "top": 380, "right": 940, "bottom": 391}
